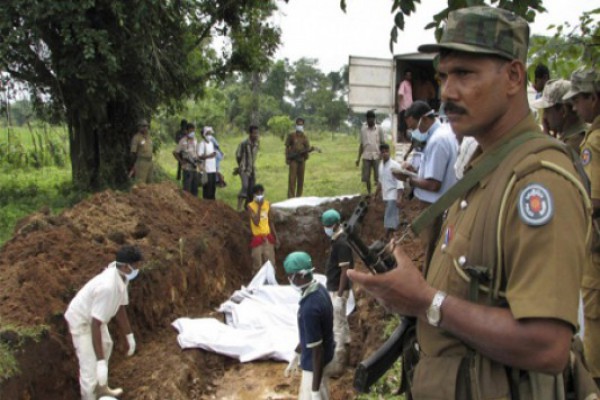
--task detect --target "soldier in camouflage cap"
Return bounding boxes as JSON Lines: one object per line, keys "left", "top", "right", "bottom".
{"left": 349, "top": 6, "right": 595, "bottom": 399}
{"left": 531, "top": 79, "right": 586, "bottom": 153}
{"left": 418, "top": 6, "right": 529, "bottom": 62}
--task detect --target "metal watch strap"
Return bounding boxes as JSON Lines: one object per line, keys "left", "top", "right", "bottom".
{"left": 427, "top": 291, "right": 447, "bottom": 327}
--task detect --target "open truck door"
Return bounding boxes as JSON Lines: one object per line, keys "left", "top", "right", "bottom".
{"left": 349, "top": 53, "right": 439, "bottom": 143}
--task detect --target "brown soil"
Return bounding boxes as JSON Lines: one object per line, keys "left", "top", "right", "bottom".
{"left": 0, "top": 183, "right": 425, "bottom": 399}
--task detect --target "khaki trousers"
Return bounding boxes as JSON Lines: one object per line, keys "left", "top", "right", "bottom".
{"left": 288, "top": 160, "right": 305, "bottom": 198}
{"left": 251, "top": 241, "right": 275, "bottom": 272}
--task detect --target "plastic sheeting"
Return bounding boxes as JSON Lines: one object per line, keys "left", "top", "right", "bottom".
{"left": 172, "top": 261, "right": 355, "bottom": 363}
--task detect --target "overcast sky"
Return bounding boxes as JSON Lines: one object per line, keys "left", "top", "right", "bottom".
{"left": 273, "top": 0, "right": 595, "bottom": 73}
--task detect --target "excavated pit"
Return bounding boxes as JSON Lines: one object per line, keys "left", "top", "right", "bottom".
{"left": 0, "top": 183, "right": 425, "bottom": 399}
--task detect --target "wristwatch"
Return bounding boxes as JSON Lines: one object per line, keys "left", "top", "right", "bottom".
{"left": 426, "top": 291, "right": 447, "bottom": 327}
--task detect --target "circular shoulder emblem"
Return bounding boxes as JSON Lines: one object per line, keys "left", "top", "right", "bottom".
{"left": 581, "top": 148, "right": 591, "bottom": 166}
{"left": 518, "top": 183, "right": 554, "bottom": 226}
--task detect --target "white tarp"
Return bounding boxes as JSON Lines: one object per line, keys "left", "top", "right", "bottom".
{"left": 272, "top": 195, "right": 359, "bottom": 210}
{"left": 172, "top": 261, "right": 355, "bottom": 363}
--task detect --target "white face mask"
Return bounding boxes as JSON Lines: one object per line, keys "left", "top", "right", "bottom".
{"left": 296, "top": 125, "right": 304, "bottom": 133}
{"left": 119, "top": 264, "right": 139, "bottom": 282}
{"left": 288, "top": 275, "right": 311, "bottom": 292}
{"left": 324, "top": 227, "right": 335, "bottom": 237}
{"left": 188, "top": 131, "right": 195, "bottom": 138}
{"left": 255, "top": 194, "right": 264, "bottom": 202}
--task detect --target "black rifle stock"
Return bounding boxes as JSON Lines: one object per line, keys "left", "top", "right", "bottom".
{"left": 334, "top": 198, "right": 415, "bottom": 393}
{"left": 354, "top": 317, "right": 413, "bottom": 393}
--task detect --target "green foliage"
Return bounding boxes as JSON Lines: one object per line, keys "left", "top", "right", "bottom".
{"left": 0, "top": 168, "right": 85, "bottom": 245}
{"left": 385, "top": 0, "right": 547, "bottom": 50}
{"left": 0, "top": 125, "right": 68, "bottom": 169}
{"left": 267, "top": 116, "right": 294, "bottom": 140}
{"left": 528, "top": 8, "right": 600, "bottom": 76}
{"left": 0, "top": 0, "right": 283, "bottom": 190}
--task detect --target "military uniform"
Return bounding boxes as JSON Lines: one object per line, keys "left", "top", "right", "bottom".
{"left": 580, "top": 115, "right": 600, "bottom": 379}
{"left": 412, "top": 114, "right": 590, "bottom": 398}
{"left": 412, "top": 7, "right": 593, "bottom": 399}
{"left": 562, "top": 121, "right": 587, "bottom": 154}
{"left": 285, "top": 131, "right": 311, "bottom": 198}
{"left": 130, "top": 132, "right": 153, "bottom": 183}
{"left": 562, "top": 68, "right": 600, "bottom": 382}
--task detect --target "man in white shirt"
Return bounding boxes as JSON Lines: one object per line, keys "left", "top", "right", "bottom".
{"left": 198, "top": 127, "right": 218, "bottom": 200}
{"left": 64, "top": 245, "right": 142, "bottom": 400}
{"left": 376, "top": 143, "right": 404, "bottom": 238}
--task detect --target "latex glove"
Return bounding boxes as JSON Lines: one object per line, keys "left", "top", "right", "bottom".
{"left": 284, "top": 352, "right": 300, "bottom": 377}
{"left": 311, "top": 390, "right": 323, "bottom": 400}
{"left": 333, "top": 296, "right": 346, "bottom": 316}
{"left": 126, "top": 333, "right": 136, "bottom": 356}
{"left": 96, "top": 359, "right": 108, "bottom": 386}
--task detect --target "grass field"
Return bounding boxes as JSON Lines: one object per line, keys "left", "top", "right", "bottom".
{"left": 158, "top": 131, "right": 366, "bottom": 206}
{"left": 0, "top": 128, "right": 372, "bottom": 245}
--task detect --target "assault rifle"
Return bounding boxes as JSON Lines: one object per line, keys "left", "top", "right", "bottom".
{"left": 332, "top": 198, "right": 416, "bottom": 394}
{"left": 286, "top": 146, "right": 321, "bottom": 162}
{"left": 180, "top": 150, "right": 200, "bottom": 169}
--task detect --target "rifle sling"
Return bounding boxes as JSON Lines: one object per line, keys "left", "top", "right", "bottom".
{"left": 411, "top": 131, "right": 541, "bottom": 236}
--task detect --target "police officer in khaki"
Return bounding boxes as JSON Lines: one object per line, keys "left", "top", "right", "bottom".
{"left": 285, "top": 117, "right": 313, "bottom": 198}
{"left": 129, "top": 119, "right": 153, "bottom": 183}
{"left": 563, "top": 68, "right": 600, "bottom": 387}
{"left": 531, "top": 79, "right": 587, "bottom": 154}
{"left": 348, "top": 6, "right": 597, "bottom": 399}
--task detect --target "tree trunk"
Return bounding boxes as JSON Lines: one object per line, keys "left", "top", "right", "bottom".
{"left": 68, "top": 99, "right": 138, "bottom": 191}
{"left": 250, "top": 71, "right": 260, "bottom": 125}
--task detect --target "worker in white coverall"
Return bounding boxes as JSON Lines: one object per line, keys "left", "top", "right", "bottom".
{"left": 65, "top": 245, "right": 142, "bottom": 399}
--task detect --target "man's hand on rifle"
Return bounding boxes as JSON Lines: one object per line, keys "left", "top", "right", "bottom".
{"left": 347, "top": 241, "right": 436, "bottom": 318}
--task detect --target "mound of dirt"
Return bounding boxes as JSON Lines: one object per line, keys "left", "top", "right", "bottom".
{"left": 0, "top": 184, "right": 426, "bottom": 399}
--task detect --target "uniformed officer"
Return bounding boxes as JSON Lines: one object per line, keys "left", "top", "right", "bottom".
{"left": 563, "top": 68, "right": 600, "bottom": 387}
{"left": 348, "top": 6, "right": 594, "bottom": 399}
{"left": 285, "top": 117, "right": 313, "bottom": 198}
{"left": 129, "top": 119, "right": 153, "bottom": 183}
{"left": 531, "top": 79, "right": 587, "bottom": 153}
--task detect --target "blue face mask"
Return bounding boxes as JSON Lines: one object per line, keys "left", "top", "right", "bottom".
{"left": 188, "top": 131, "right": 195, "bottom": 139}
{"left": 324, "top": 227, "right": 335, "bottom": 237}
{"left": 409, "top": 116, "right": 431, "bottom": 143}
{"left": 296, "top": 125, "right": 304, "bottom": 133}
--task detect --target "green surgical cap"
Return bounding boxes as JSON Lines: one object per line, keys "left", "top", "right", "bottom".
{"left": 284, "top": 251, "right": 313, "bottom": 274}
{"left": 321, "top": 209, "right": 341, "bottom": 226}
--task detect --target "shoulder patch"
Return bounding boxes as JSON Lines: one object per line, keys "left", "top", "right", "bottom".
{"left": 581, "top": 148, "right": 591, "bottom": 166}
{"left": 518, "top": 183, "right": 554, "bottom": 226}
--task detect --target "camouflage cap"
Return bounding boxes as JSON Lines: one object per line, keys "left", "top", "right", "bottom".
{"left": 531, "top": 79, "right": 571, "bottom": 109}
{"left": 418, "top": 6, "right": 529, "bottom": 63}
{"left": 562, "top": 68, "right": 600, "bottom": 100}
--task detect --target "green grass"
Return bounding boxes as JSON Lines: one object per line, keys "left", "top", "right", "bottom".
{"left": 0, "top": 129, "right": 369, "bottom": 244}
{"left": 157, "top": 131, "right": 367, "bottom": 206}
{"left": 0, "top": 167, "right": 86, "bottom": 245}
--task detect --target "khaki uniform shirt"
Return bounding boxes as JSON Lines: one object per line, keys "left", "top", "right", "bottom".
{"left": 285, "top": 132, "right": 311, "bottom": 163}
{"left": 561, "top": 121, "right": 587, "bottom": 155}
{"left": 130, "top": 132, "right": 153, "bottom": 160}
{"left": 175, "top": 137, "right": 198, "bottom": 171}
{"left": 413, "top": 114, "right": 588, "bottom": 398}
{"left": 581, "top": 115, "right": 600, "bottom": 289}
{"left": 360, "top": 124, "right": 383, "bottom": 160}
